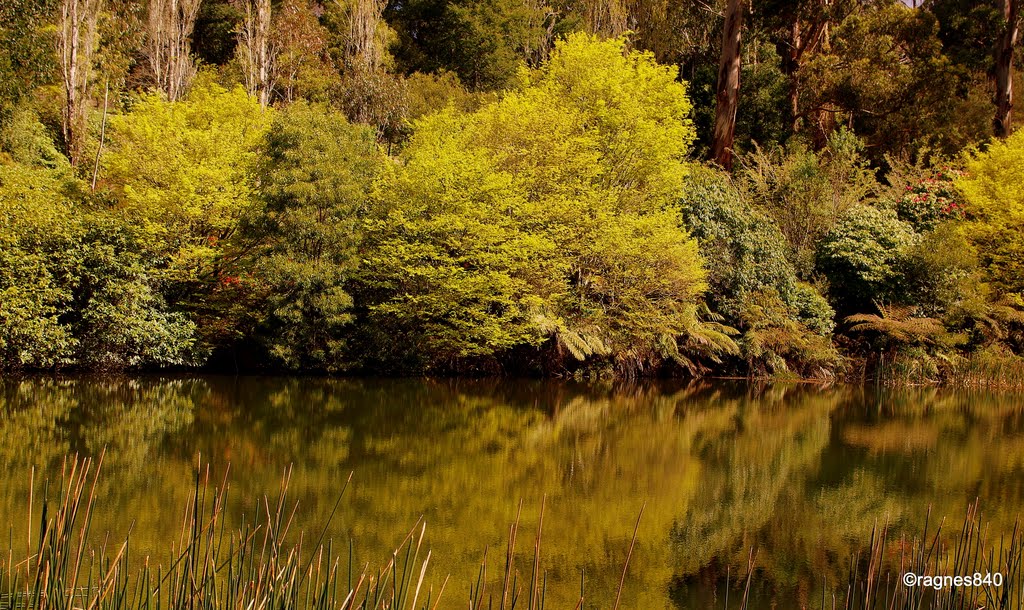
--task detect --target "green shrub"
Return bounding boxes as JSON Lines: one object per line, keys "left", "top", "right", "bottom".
{"left": 679, "top": 166, "right": 838, "bottom": 375}
{"left": 0, "top": 106, "right": 68, "bottom": 169}
{"left": 957, "top": 130, "right": 1024, "bottom": 299}
{"left": 242, "top": 102, "right": 388, "bottom": 372}
{"left": 895, "top": 166, "right": 965, "bottom": 232}
{"left": 678, "top": 166, "right": 799, "bottom": 320}
{"left": 738, "top": 288, "right": 843, "bottom": 378}
{"left": 816, "top": 206, "right": 918, "bottom": 312}
{"left": 740, "top": 128, "right": 878, "bottom": 278}
{"left": 69, "top": 218, "right": 199, "bottom": 369}
{"left": 902, "top": 223, "right": 982, "bottom": 316}
{"left": 102, "top": 74, "right": 272, "bottom": 282}
{"left": 0, "top": 162, "right": 197, "bottom": 370}
{"left": 0, "top": 164, "right": 79, "bottom": 368}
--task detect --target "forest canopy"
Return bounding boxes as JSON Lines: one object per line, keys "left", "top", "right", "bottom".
{"left": 2, "top": 0, "right": 1024, "bottom": 380}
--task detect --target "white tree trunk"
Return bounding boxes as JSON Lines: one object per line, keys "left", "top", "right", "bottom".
{"left": 146, "top": 0, "right": 201, "bottom": 101}
{"left": 345, "top": 0, "right": 385, "bottom": 72}
{"left": 584, "top": 0, "right": 628, "bottom": 39}
{"left": 59, "top": 0, "right": 102, "bottom": 167}
{"left": 239, "top": 0, "right": 275, "bottom": 106}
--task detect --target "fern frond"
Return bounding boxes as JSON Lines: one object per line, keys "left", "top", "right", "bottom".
{"left": 845, "top": 303, "right": 946, "bottom": 346}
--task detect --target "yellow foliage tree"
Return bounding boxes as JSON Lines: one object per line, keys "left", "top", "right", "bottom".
{"left": 360, "top": 34, "right": 734, "bottom": 373}
{"left": 102, "top": 74, "right": 273, "bottom": 282}
{"left": 958, "top": 130, "right": 1024, "bottom": 299}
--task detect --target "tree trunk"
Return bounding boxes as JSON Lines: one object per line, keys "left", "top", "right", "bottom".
{"left": 779, "top": 2, "right": 836, "bottom": 137}
{"left": 994, "top": 0, "right": 1020, "bottom": 138}
{"left": 712, "top": 0, "right": 743, "bottom": 170}
{"left": 91, "top": 80, "right": 109, "bottom": 189}
{"left": 584, "top": 0, "right": 628, "bottom": 39}
{"left": 146, "top": 0, "right": 201, "bottom": 101}
{"left": 787, "top": 17, "right": 801, "bottom": 133}
{"left": 346, "top": 0, "right": 386, "bottom": 72}
{"left": 58, "top": 0, "right": 101, "bottom": 167}
{"left": 239, "top": 0, "right": 275, "bottom": 106}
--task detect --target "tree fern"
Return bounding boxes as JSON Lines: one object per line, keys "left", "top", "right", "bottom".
{"left": 531, "top": 312, "right": 611, "bottom": 362}
{"left": 737, "top": 289, "right": 842, "bottom": 378}
{"left": 845, "top": 303, "right": 948, "bottom": 346}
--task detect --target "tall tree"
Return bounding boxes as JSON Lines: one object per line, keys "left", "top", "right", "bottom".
{"left": 0, "top": 0, "right": 59, "bottom": 121}
{"left": 332, "top": 0, "right": 406, "bottom": 135}
{"left": 192, "top": 0, "right": 242, "bottom": 65}
{"left": 798, "top": 4, "right": 970, "bottom": 160}
{"left": 238, "top": 0, "right": 275, "bottom": 106}
{"left": 782, "top": 5, "right": 826, "bottom": 134}
{"left": 243, "top": 103, "right": 385, "bottom": 371}
{"left": 712, "top": 0, "right": 743, "bottom": 169}
{"left": 58, "top": 0, "right": 103, "bottom": 167}
{"left": 345, "top": 0, "right": 387, "bottom": 71}
{"left": 146, "top": 0, "right": 201, "bottom": 101}
{"left": 384, "top": 0, "right": 562, "bottom": 91}
{"left": 755, "top": 0, "right": 840, "bottom": 135}
{"left": 272, "top": 0, "right": 335, "bottom": 103}
{"left": 994, "top": 0, "right": 1020, "bottom": 137}
{"left": 583, "top": 0, "right": 628, "bottom": 38}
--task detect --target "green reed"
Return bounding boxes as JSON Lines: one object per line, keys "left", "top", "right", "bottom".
{"left": 871, "top": 348, "right": 941, "bottom": 387}
{"left": 0, "top": 456, "right": 649, "bottom": 610}
{"left": 872, "top": 347, "right": 1024, "bottom": 390}
{"left": 826, "top": 502, "right": 1023, "bottom": 610}
{"left": 945, "top": 350, "right": 1024, "bottom": 390}
{"left": 6, "top": 456, "right": 1016, "bottom": 610}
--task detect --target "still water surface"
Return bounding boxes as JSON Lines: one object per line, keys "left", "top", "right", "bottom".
{"left": 1, "top": 377, "right": 1022, "bottom": 608}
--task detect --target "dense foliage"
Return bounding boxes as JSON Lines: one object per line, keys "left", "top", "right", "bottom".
{"left": 2, "top": 0, "right": 1024, "bottom": 381}
{"left": 816, "top": 206, "right": 918, "bottom": 313}
{"left": 958, "top": 131, "right": 1024, "bottom": 299}
{"left": 354, "top": 35, "right": 728, "bottom": 375}
{"left": 0, "top": 162, "right": 196, "bottom": 370}
{"left": 246, "top": 102, "right": 386, "bottom": 371}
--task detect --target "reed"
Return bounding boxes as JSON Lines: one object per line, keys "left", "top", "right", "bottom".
{"left": 6, "top": 457, "right": 1017, "bottom": 610}
{"left": 945, "top": 349, "right": 1024, "bottom": 390}
{"left": 826, "top": 502, "right": 1023, "bottom": 610}
{"left": 1, "top": 455, "right": 442, "bottom": 610}
{"left": 1, "top": 457, "right": 649, "bottom": 610}
{"left": 871, "top": 348, "right": 941, "bottom": 387}
{"left": 871, "top": 346, "right": 1024, "bottom": 390}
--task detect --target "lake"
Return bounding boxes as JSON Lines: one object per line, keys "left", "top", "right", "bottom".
{"left": 0, "top": 376, "right": 1022, "bottom": 608}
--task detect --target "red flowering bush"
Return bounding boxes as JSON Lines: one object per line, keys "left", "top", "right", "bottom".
{"left": 896, "top": 167, "right": 965, "bottom": 231}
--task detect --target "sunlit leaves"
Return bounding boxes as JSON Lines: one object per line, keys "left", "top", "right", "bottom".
{"left": 359, "top": 34, "right": 711, "bottom": 372}
{"left": 957, "top": 131, "right": 1024, "bottom": 299}
{"left": 102, "top": 74, "right": 272, "bottom": 280}
{"left": 243, "top": 102, "right": 387, "bottom": 371}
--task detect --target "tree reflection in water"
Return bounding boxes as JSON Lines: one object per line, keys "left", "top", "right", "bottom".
{"left": 0, "top": 377, "right": 1021, "bottom": 608}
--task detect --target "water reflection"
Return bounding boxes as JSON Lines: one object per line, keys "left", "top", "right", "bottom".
{"left": 0, "top": 377, "right": 1021, "bottom": 608}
